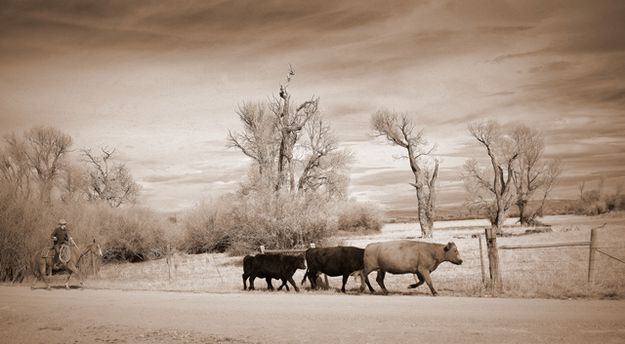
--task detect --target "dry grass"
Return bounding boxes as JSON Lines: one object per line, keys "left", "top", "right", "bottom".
{"left": 33, "top": 214, "right": 625, "bottom": 299}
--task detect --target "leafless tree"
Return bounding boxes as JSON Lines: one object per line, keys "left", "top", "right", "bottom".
{"left": 23, "top": 126, "right": 73, "bottom": 202}
{"left": 82, "top": 147, "right": 140, "bottom": 207}
{"left": 0, "top": 133, "right": 34, "bottom": 199}
{"left": 511, "top": 124, "right": 561, "bottom": 226}
{"left": 270, "top": 75, "right": 319, "bottom": 192}
{"left": 465, "top": 120, "right": 518, "bottom": 234}
{"left": 59, "top": 163, "right": 89, "bottom": 203}
{"left": 227, "top": 102, "right": 277, "bottom": 180}
{"left": 228, "top": 66, "right": 348, "bottom": 197}
{"left": 371, "top": 110, "right": 439, "bottom": 238}
{"left": 297, "top": 114, "right": 352, "bottom": 199}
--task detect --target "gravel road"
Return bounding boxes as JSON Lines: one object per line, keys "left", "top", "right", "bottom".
{"left": 1, "top": 286, "right": 624, "bottom": 343}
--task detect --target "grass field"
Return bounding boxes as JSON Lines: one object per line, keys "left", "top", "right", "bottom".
{"left": 34, "top": 213, "right": 625, "bottom": 299}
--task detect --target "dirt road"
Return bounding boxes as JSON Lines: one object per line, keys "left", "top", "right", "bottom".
{"left": 1, "top": 286, "right": 624, "bottom": 344}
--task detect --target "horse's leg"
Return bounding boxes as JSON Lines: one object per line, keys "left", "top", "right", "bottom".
{"left": 64, "top": 263, "right": 84, "bottom": 288}
{"left": 33, "top": 257, "right": 50, "bottom": 290}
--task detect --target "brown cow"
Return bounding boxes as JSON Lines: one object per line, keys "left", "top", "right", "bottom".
{"left": 362, "top": 240, "right": 462, "bottom": 295}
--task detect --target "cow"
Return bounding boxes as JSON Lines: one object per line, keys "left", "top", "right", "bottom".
{"left": 245, "top": 254, "right": 306, "bottom": 292}
{"left": 362, "top": 240, "right": 463, "bottom": 296}
{"left": 242, "top": 255, "right": 276, "bottom": 291}
{"left": 300, "top": 246, "right": 371, "bottom": 293}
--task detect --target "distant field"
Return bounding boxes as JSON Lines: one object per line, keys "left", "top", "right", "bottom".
{"left": 33, "top": 213, "right": 625, "bottom": 299}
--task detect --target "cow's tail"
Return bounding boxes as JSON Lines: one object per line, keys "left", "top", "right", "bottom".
{"left": 301, "top": 268, "right": 309, "bottom": 286}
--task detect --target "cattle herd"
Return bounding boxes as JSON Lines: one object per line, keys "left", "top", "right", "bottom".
{"left": 242, "top": 240, "right": 463, "bottom": 295}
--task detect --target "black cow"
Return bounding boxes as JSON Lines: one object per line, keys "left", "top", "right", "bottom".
{"left": 245, "top": 254, "right": 306, "bottom": 292}
{"left": 242, "top": 255, "right": 275, "bottom": 291}
{"left": 301, "top": 246, "right": 368, "bottom": 293}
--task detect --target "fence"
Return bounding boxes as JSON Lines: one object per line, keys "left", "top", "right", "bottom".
{"left": 480, "top": 224, "right": 625, "bottom": 295}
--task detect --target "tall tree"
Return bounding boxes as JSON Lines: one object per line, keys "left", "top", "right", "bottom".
{"left": 371, "top": 110, "right": 439, "bottom": 238}
{"left": 465, "top": 121, "right": 518, "bottom": 234}
{"left": 228, "top": 66, "right": 348, "bottom": 196}
{"left": 0, "top": 133, "right": 33, "bottom": 199}
{"left": 297, "top": 114, "right": 352, "bottom": 199}
{"left": 227, "top": 102, "right": 277, "bottom": 180}
{"left": 511, "top": 124, "right": 561, "bottom": 225}
{"left": 270, "top": 69, "right": 318, "bottom": 191}
{"left": 82, "top": 147, "right": 141, "bottom": 207}
{"left": 23, "top": 126, "right": 72, "bottom": 202}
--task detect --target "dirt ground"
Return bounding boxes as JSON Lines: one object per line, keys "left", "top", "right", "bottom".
{"left": 2, "top": 286, "right": 625, "bottom": 344}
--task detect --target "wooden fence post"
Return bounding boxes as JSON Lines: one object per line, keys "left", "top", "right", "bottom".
{"left": 588, "top": 227, "right": 598, "bottom": 283}
{"left": 166, "top": 244, "right": 172, "bottom": 282}
{"left": 485, "top": 227, "right": 502, "bottom": 294}
{"left": 478, "top": 234, "right": 486, "bottom": 285}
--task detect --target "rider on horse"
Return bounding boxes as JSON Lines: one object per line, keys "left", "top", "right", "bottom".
{"left": 50, "top": 219, "right": 77, "bottom": 264}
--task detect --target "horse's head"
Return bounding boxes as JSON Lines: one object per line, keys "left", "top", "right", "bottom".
{"left": 90, "top": 239, "right": 103, "bottom": 257}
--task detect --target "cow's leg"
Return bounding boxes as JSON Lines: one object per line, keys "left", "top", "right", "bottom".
{"left": 341, "top": 274, "right": 349, "bottom": 293}
{"left": 287, "top": 276, "right": 299, "bottom": 292}
{"left": 277, "top": 278, "right": 289, "bottom": 291}
{"left": 248, "top": 274, "right": 256, "bottom": 291}
{"left": 242, "top": 273, "right": 248, "bottom": 290}
{"left": 418, "top": 268, "right": 437, "bottom": 296}
{"left": 375, "top": 270, "right": 388, "bottom": 294}
{"left": 307, "top": 270, "right": 318, "bottom": 290}
{"left": 266, "top": 278, "right": 274, "bottom": 290}
{"left": 362, "top": 269, "right": 376, "bottom": 293}
{"left": 408, "top": 272, "right": 425, "bottom": 289}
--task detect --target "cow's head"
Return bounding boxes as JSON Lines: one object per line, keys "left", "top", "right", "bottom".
{"left": 444, "top": 242, "right": 463, "bottom": 265}
{"left": 296, "top": 255, "right": 307, "bottom": 270}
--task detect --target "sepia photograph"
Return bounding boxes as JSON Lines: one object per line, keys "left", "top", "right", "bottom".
{"left": 1, "top": 1, "right": 624, "bottom": 343}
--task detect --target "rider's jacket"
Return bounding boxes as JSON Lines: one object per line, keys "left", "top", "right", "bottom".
{"left": 51, "top": 226, "right": 69, "bottom": 245}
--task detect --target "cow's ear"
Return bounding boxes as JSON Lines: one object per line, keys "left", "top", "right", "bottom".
{"left": 444, "top": 242, "right": 454, "bottom": 251}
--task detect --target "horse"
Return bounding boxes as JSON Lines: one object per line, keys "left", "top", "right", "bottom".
{"left": 31, "top": 239, "right": 103, "bottom": 289}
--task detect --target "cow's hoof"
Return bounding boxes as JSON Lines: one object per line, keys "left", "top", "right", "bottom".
{"left": 408, "top": 284, "right": 417, "bottom": 289}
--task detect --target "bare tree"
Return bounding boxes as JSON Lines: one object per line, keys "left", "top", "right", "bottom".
{"left": 0, "top": 133, "right": 33, "bottom": 199}
{"left": 297, "top": 114, "right": 352, "bottom": 199}
{"left": 82, "top": 147, "right": 141, "bottom": 207}
{"left": 270, "top": 71, "right": 319, "bottom": 192}
{"left": 228, "top": 66, "right": 347, "bottom": 195}
{"left": 59, "top": 163, "right": 89, "bottom": 203}
{"left": 227, "top": 102, "right": 277, "bottom": 180}
{"left": 23, "top": 126, "right": 73, "bottom": 202}
{"left": 371, "top": 110, "right": 439, "bottom": 238}
{"left": 465, "top": 121, "right": 518, "bottom": 234}
{"left": 511, "top": 124, "right": 561, "bottom": 226}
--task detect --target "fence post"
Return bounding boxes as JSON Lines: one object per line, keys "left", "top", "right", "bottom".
{"left": 478, "top": 234, "right": 486, "bottom": 285}
{"left": 166, "top": 244, "right": 172, "bottom": 282}
{"left": 588, "top": 227, "right": 598, "bottom": 283}
{"left": 485, "top": 227, "right": 502, "bottom": 294}
{"left": 91, "top": 252, "right": 98, "bottom": 279}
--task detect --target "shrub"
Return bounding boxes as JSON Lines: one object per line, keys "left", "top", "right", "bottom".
{"left": 181, "top": 191, "right": 344, "bottom": 255}
{"left": 336, "top": 201, "right": 383, "bottom": 233}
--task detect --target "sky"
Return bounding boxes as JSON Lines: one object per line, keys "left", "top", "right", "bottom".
{"left": 1, "top": 0, "right": 624, "bottom": 213}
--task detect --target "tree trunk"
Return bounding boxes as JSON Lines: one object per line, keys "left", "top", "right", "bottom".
{"left": 415, "top": 185, "right": 433, "bottom": 238}
{"left": 493, "top": 204, "right": 506, "bottom": 235}
{"left": 517, "top": 198, "right": 530, "bottom": 226}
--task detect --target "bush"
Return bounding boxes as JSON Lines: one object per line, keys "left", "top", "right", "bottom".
{"left": 96, "top": 206, "right": 169, "bottom": 263}
{"left": 336, "top": 201, "right": 383, "bottom": 233}
{"left": 181, "top": 191, "right": 351, "bottom": 256}
{"left": 0, "top": 182, "right": 174, "bottom": 282}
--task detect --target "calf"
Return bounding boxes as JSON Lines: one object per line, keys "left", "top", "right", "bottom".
{"left": 301, "top": 246, "right": 369, "bottom": 293}
{"left": 242, "top": 255, "right": 276, "bottom": 291}
{"left": 246, "top": 254, "right": 306, "bottom": 292}
{"left": 363, "top": 240, "right": 463, "bottom": 295}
